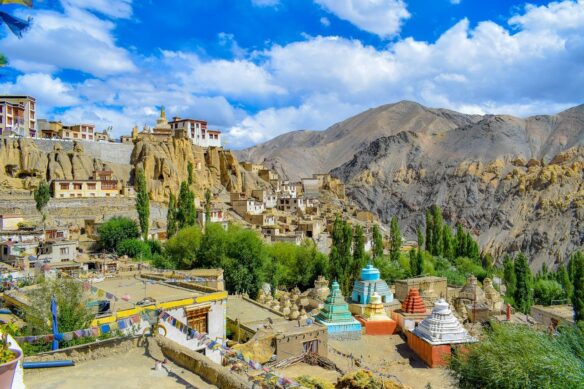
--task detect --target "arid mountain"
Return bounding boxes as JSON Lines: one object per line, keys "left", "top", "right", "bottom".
{"left": 239, "top": 102, "right": 584, "bottom": 268}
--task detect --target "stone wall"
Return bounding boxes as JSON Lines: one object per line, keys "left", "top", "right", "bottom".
{"left": 156, "top": 335, "right": 250, "bottom": 389}
{"left": 25, "top": 336, "right": 141, "bottom": 363}
{"left": 33, "top": 139, "right": 133, "bottom": 165}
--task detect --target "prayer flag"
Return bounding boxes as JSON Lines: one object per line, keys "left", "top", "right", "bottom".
{"left": 100, "top": 324, "right": 110, "bottom": 334}
{"left": 0, "top": 0, "right": 33, "bottom": 7}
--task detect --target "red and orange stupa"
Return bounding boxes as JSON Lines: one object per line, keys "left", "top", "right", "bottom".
{"left": 391, "top": 287, "right": 429, "bottom": 332}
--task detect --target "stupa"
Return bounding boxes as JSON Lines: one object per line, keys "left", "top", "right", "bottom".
{"left": 392, "top": 287, "right": 429, "bottom": 332}
{"left": 356, "top": 292, "right": 397, "bottom": 335}
{"left": 349, "top": 263, "right": 400, "bottom": 316}
{"left": 351, "top": 264, "right": 393, "bottom": 304}
{"left": 407, "top": 299, "right": 477, "bottom": 367}
{"left": 315, "top": 281, "right": 362, "bottom": 340}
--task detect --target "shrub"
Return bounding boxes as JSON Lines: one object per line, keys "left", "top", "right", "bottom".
{"left": 116, "top": 239, "right": 151, "bottom": 260}
{"left": 97, "top": 217, "right": 140, "bottom": 252}
{"left": 533, "top": 279, "right": 566, "bottom": 306}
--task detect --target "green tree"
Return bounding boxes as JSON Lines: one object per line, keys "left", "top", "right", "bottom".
{"left": 204, "top": 189, "right": 212, "bottom": 223}
{"left": 165, "top": 226, "right": 202, "bottom": 269}
{"left": 187, "top": 161, "right": 194, "bottom": 185}
{"left": 431, "top": 205, "right": 443, "bottom": 256}
{"left": 98, "top": 217, "right": 140, "bottom": 252}
{"left": 571, "top": 252, "right": 584, "bottom": 322}
{"left": 134, "top": 167, "right": 150, "bottom": 240}
{"left": 353, "top": 225, "right": 366, "bottom": 268}
{"left": 116, "top": 239, "right": 151, "bottom": 260}
{"left": 176, "top": 181, "right": 197, "bottom": 229}
{"left": 34, "top": 181, "right": 51, "bottom": 231}
{"left": 24, "top": 278, "right": 94, "bottom": 335}
{"left": 166, "top": 193, "right": 177, "bottom": 238}
{"left": 503, "top": 255, "right": 516, "bottom": 299}
{"left": 513, "top": 253, "right": 534, "bottom": 314}
{"left": 455, "top": 223, "right": 466, "bottom": 257}
{"left": 416, "top": 249, "right": 424, "bottom": 276}
{"left": 197, "top": 222, "right": 228, "bottom": 268}
{"left": 409, "top": 249, "right": 419, "bottom": 277}
{"left": 448, "top": 323, "right": 584, "bottom": 389}
{"left": 328, "top": 216, "right": 354, "bottom": 296}
{"left": 425, "top": 209, "right": 434, "bottom": 253}
{"left": 389, "top": 216, "right": 401, "bottom": 262}
{"left": 534, "top": 279, "right": 566, "bottom": 306}
{"left": 417, "top": 227, "right": 424, "bottom": 252}
{"left": 442, "top": 224, "right": 454, "bottom": 261}
{"left": 556, "top": 263, "right": 573, "bottom": 299}
{"left": 371, "top": 224, "right": 384, "bottom": 259}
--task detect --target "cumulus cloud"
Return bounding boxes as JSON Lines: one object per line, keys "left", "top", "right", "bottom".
{"left": 62, "top": 0, "right": 133, "bottom": 19}
{"left": 0, "top": 3, "right": 136, "bottom": 77}
{"left": 0, "top": 73, "right": 78, "bottom": 111}
{"left": 314, "top": 0, "right": 410, "bottom": 38}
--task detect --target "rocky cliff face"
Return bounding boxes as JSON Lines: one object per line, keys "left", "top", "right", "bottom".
{"left": 332, "top": 133, "right": 584, "bottom": 270}
{"left": 0, "top": 138, "right": 130, "bottom": 190}
{"left": 131, "top": 138, "right": 245, "bottom": 202}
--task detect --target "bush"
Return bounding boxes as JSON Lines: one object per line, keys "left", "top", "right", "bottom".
{"left": 448, "top": 323, "right": 584, "bottom": 388}
{"left": 534, "top": 279, "right": 567, "bottom": 306}
{"left": 97, "top": 217, "right": 140, "bottom": 252}
{"left": 116, "top": 239, "right": 151, "bottom": 260}
{"left": 165, "top": 226, "right": 202, "bottom": 269}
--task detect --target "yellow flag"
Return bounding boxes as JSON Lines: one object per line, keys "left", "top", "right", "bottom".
{"left": 0, "top": 0, "right": 33, "bottom": 7}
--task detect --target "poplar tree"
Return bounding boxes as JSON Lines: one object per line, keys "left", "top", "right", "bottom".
{"left": 34, "top": 181, "right": 51, "bottom": 232}
{"left": 328, "top": 216, "right": 354, "bottom": 296}
{"left": 176, "top": 181, "right": 196, "bottom": 229}
{"left": 425, "top": 209, "right": 434, "bottom": 253}
{"left": 416, "top": 227, "right": 424, "bottom": 253}
{"left": 409, "top": 249, "right": 419, "bottom": 276}
{"left": 455, "top": 223, "right": 466, "bottom": 258}
{"left": 204, "top": 189, "right": 212, "bottom": 223}
{"left": 503, "top": 255, "right": 516, "bottom": 299}
{"left": 389, "top": 216, "right": 401, "bottom": 262}
{"left": 442, "top": 224, "right": 454, "bottom": 261}
{"left": 555, "top": 263, "right": 573, "bottom": 299}
{"left": 187, "top": 161, "right": 194, "bottom": 185}
{"left": 353, "top": 225, "right": 367, "bottom": 277}
{"left": 514, "top": 253, "right": 534, "bottom": 314}
{"left": 571, "top": 252, "right": 584, "bottom": 322}
{"left": 167, "top": 193, "right": 177, "bottom": 238}
{"left": 134, "top": 167, "right": 150, "bottom": 241}
{"left": 371, "top": 224, "right": 384, "bottom": 259}
{"left": 431, "top": 205, "right": 443, "bottom": 256}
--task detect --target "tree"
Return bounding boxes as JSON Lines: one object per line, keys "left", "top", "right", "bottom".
{"left": 389, "top": 216, "right": 401, "bottom": 262}
{"left": 371, "top": 224, "right": 384, "bottom": 259}
{"left": 455, "top": 223, "right": 466, "bottom": 257}
{"left": 442, "top": 224, "right": 455, "bottom": 261}
{"left": 97, "top": 217, "right": 140, "bottom": 252}
{"left": 416, "top": 248, "right": 424, "bottom": 276}
{"left": 513, "top": 253, "right": 534, "bottom": 314}
{"left": 448, "top": 323, "right": 584, "bottom": 388}
{"left": 176, "top": 181, "right": 197, "bottom": 229}
{"left": 204, "top": 189, "right": 212, "bottom": 223}
{"left": 353, "top": 225, "right": 366, "bottom": 266}
{"left": 34, "top": 181, "right": 50, "bottom": 231}
{"left": 197, "top": 222, "right": 228, "bottom": 268}
{"left": 431, "top": 205, "right": 443, "bottom": 256}
{"left": 24, "top": 278, "right": 94, "bottom": 335}
{"left": 417, "top": 227, "right": 424, "bottom": 253}
{"left": 571, "top": 252, "right": 584, "bottom": 322}
{"left": 556, "top": 263, "right": 573, "bottom": 299}
{"left": 328, "top": 216, "right": 354, "bottom": 296}
{"left": 165, "top": 226, "right": 203, "bottom": 269}
{"left": 187, "top": 161, "right": 194, "bottom": 185}
{"left": 134, "top": 167, "right": 150, "bottom": 240}
{"left": 534, "top": 279, "right": 566, "bottom": 306}
{"left": 166, "top": 193, "right": 177, "bottom": 238}
{"left": 503, "top": 255, "right": 516, "bottom": 299}
{"left": 425, "top": 209, "right": 434, "bottom": 253}
{"left": 116, "top": 239, "right": 151, "bottom": 260}
{"left": 409, "top": 249, "right": 419, "bottom": 277}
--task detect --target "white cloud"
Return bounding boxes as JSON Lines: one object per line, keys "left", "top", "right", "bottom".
{"left": 62, "top": 0, "right": 133, "bottom": 19}
{"left": 0, "top": 73, "right": 78, "bottom": 110}
{"left": 0, "top": 4, "right": 136, "bottom": 77}
{"left": 320, "top": 17, "right": 331, "bottom": 27}
{"left": 450, "top": 0, "right": 461, "bottom": 4}
{"left": 251, "top": 0, "right": 280, "bottom": 7}
{"left": 314, "top": 0, "right": 410, "bottom": 38}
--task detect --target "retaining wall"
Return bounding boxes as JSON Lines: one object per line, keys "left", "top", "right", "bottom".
{"left": 33, "top": 139, "right": 134, "bottom": 165}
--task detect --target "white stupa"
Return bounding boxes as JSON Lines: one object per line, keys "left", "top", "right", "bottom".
{"left": 413, "top": 298, "right": 477, "bottom": 345}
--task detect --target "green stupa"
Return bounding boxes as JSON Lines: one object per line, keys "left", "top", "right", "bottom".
{"left": 315, "top": 281, "right": 362, "bottom": 339}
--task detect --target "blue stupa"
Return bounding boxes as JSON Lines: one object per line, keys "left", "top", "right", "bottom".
{"left": 350, "top": 263, "right": 393, "bottom": 304}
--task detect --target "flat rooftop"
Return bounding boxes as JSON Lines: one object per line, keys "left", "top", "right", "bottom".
{"left": 227, "top": 296, "right": 287, "bottom": 332}
{"left": 98, "top": 277, "right": 201, "bottom": 310}
{"left": 531, "top": 304, "right": 575, "bottom": 321}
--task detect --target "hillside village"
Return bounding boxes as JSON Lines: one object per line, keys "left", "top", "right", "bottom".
{"left": 0, "top": 94, "right": 581, "bottom": 389}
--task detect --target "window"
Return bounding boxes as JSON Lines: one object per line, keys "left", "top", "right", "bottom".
{"left": 87, "top": 183, "right": 96, "bottom": 190}
{"left": 60, "top": 183, "right": 70, "bottom": 190}
{"left": 73, "top": 183, "right": 82, "bottom": 190}
{"left": 82, "top": 134, "right": 86, "bottom": 139}
{"left": 60, "top": 247, "right": 69, "bottom": 255}
{"left": 185, "top": 306, "right": 210, "bottom": 333}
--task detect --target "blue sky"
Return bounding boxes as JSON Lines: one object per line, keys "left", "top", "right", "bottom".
{"left": 0, "top": 0, "right": 582, "bottom": 148}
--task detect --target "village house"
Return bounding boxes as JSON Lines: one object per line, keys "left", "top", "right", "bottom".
{"left": 52, "top": 170, "right": 120, "bottom": 198}
{"left": 0, "top": 215, "right": 24, "bottom": 231}
{"left": 277, "top": 196, "right": 305, "bottom": 213}
{"left": 240, "top": 162, "right": 265, "bottom": 173}
{"left": 272, "top": 232, "right": 305, "bottom": 245}
{"left": 258, "top": 169, "right": 279, "bottom": 183}
{"left": 244, "top": 212, "right": 276, "bottom": 227}
{"left": 168, "top": 117, "right": 222, "bottom": 148}
{"left": 94, "top": 130, "right": 110, "bottom": 142}
{"left": 279, "top": 182, "right": 297, "bottom": 198}
{"left": 296, "top": 218, "right": 324, "bottom": 238}
{"left": 0, "top": 95, "right": 37, "bottom": 138}
{"left": 231, "top": 199, "right": 265, "bottom": 216}
{"left": 37, "top": 240, "right": 78, "bottom": 263}
{"left": 301, "top": 177, "right": 320, "bottom": 195}
{"left": 60, "top": 124, "right": 95, "bottom": 141}
{"left": 251, "top": 189, "right": 277, "bottom": 208}
{"left": 0, "top": 240, "right": 37, "bottom": 266}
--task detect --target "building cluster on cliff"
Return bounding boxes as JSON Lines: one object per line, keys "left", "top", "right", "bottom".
{"left": 0, "top": 95, "right": 222, "bottom": 148}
